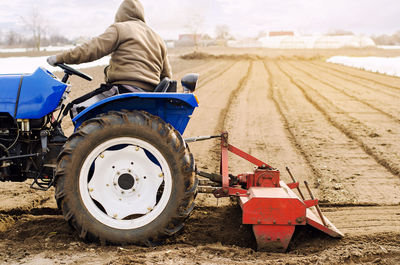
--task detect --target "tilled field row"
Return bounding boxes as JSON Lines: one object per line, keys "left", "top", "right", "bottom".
{"left": 288, "top": 60, "right": 400, "bottom": 120}
{"left": 323, "top": 205, "right": 400, "bottom": 236}
{"left": 184, "top": 58, "right": 400, "bottom": 206}
{"left": 307, "top": 60, "right": 400, "bottom": 100}
{"left": 216, "top": 58, "right": 400, "bottom": 249}
{"left": 314, "top": 60, "right": 400, "bottom": 92}
{"left": 268, "top": 59, "right": 400, "bottom": 205}
{"left": 223, "top": 60, "right": 315, "bottom": 190}
{"left": 184, "top": 60, "right": 251, "bottom": 173}
{"left": 283, "top": 60, "right": 400, "bottom": 178}
{"left": 189, "top": 57, "right": 400, "bottom": 261}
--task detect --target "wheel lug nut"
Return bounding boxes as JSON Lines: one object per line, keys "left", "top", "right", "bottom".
{"left": 121, "top": 191, "right": 125, "bottom": 194}
{"left": 100, "top": 154, "right": 104, "bottom": 158}
{"left": 159, "top": 173, "right": 164, "bottom": 178}
{"left": 136, "top": 177, "right": 139, "bottom": 181}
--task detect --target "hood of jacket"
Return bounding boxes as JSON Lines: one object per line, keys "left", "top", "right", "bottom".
{"left": 115, "top": 0, "right": 145, "bottom": 23}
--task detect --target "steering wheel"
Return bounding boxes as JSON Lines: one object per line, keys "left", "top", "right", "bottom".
{"left": 57, "top": 63, "right": 93, "bottom": 81}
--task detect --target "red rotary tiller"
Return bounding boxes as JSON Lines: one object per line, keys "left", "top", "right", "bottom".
{"left": 190, "top": 132, "right": 343, "bottom": 252}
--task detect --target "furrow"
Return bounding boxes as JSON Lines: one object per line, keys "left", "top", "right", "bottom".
{"left": 268, "top": 59, "right": 400, "bottom": 205}
{"left": 307, "top": 60, "right": 400, "bottom": 100}
{"left": 312, "top": 60, "right": 400, "bottom": 92}
{"left": 263, "top": 60, "right": 330, "bottom": 200}
{"left": 219, "top": 61, "right": 253, "bottom": 132}
{"left": 172, "top": 59, "right": 211, "bottom": 80}
{"left": 276, "top": 60, "right": 400, "bottom": 178}
{"left": 184, "top": 61, "right": 251, "bottom": 173}
{"left": 286, "top": 60, "right": 400, "bottom": 123}
{"left": 198, "top": 61, "right": 236, "bottom": 89}
{"left": 221, "top": 60, "right": 316, "bottom": 198}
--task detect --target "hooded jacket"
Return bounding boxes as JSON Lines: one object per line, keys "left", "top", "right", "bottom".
{"left": 56, "top": 0, "right": 172, "bottom": 91}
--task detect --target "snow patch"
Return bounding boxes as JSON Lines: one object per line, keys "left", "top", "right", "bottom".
{"left": 0, "top": 46, "right": 75, "bottom": 53}
{"left": 0, "top": 56, "right": 110, "bottom": 75}
{"left": 378, "top": 45, "right": 400, "bottom": 50}
{"left": 327, "top": 56, "right": 400, "bottom": 77}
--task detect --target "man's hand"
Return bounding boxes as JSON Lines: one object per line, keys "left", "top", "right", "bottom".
{"left": 47, "top": 55, "right": 58, "bottom": 67}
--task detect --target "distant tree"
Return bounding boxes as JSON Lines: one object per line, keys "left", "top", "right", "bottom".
{"left": 49, "top": 34, "right": 71, "bottom": 45}
{"left": 393, "top": 30, "right": 400, "bottom": 44}
{"left": 21, "top": 7, "right": 48, "bottom": 51}
{"left": 215, "top": 25, "right": 231, "bottom": 40}
{"left": 256, "top": 31, "right": 267, "bottom": 39}
{"left": 5, "top": 30, "right": 22, "bottom": 46}
{"left": 202, "top": 34, "right": 212, "bottom": 41}
{"left": 372, "top": 34, "right": 398, "bottom": 45}
{"left": 185, "top": 13, "right": 204, "bottom": 51}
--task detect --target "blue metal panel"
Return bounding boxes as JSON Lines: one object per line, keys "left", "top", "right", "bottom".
{"left": 0, "top": 74, "right": 23, "bottom": 117}
{"left": 15, "top": 68, "right": 67, "bottom": 119}
{"left": 73, "top": 93, "right": 198, "bottom": 135}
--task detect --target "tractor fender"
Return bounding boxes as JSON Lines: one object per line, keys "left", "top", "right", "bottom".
{"left": 72, "top": 93, "right": 198, "bottom": 135}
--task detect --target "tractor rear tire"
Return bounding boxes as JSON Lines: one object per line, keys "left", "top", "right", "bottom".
{"left": 55, "top": 110, "right": 197, "bottom": 245}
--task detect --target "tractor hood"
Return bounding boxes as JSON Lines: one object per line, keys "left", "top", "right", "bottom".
{"left": 0, "top": 68, "right": 67, "bottom": 119}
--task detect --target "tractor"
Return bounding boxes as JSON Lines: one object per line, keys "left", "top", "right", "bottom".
{"left": 0, "top": 64, "right": 342, "bottom": 252}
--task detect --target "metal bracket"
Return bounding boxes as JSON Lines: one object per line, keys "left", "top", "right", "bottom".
{"left": 185, "top": 134, "right": 221, "bottom": 143}
{"left": 40, "top": 130, "right": 49, "bottom": 154}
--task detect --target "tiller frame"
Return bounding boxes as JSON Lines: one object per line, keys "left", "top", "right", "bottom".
{"left": 192, "top": 132, "right": 343, "bottom": 252}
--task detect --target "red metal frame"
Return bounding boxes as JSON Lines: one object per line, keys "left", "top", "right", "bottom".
{"left": 213, "top": 132, "right": 344, "bottom": 252}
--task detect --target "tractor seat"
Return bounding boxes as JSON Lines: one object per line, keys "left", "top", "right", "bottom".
{"left": 154, "top": 78, "right": 177, "bottom": 93}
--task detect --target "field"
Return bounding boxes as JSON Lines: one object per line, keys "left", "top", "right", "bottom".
{"left": 1, "top": 47, "right": 400, "bottom": 264}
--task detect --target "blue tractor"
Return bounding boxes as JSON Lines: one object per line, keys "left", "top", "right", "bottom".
{"left": 0, "top": 64, "right": 199, "bottom": 245}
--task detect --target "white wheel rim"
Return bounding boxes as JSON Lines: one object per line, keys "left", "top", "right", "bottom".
{"left": 79, "top": 137, "right": 172, "bottom": 230}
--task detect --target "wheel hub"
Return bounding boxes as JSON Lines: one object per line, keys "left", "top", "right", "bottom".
{"left": 85, "top": 145, "right": 165, "bottom": 221}
{"left": 118, "top": 173, "right": 135, "bottom": 190}
{"left": 112, "top": 168, "right": 139, "bottom": 196}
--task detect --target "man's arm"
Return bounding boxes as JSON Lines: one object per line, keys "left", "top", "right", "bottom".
{"left": 56, "top": 25, "right": 120, "bottom": 65}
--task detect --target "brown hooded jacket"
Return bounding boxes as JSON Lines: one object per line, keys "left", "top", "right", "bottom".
{"left": 56, "top": 0, "right": 172, "bottom": 91}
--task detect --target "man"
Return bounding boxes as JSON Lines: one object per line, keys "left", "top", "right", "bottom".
{"left": 48, "top": 0, "right": 171, "bottom": 142}
{"left": 48, "top": 0, "right": 172, "bottom": 93}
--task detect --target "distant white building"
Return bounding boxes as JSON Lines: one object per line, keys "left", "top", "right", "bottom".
{"left": 227, "top": 39, "right": 262, "bottom": 48}
{"left": 259, "top": 35, "right": 376, "bottom": 49}
{"left": 314, "top": 36, "right": 375, "bottom": 49}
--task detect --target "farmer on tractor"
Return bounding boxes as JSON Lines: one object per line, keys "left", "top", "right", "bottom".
{"left": 47, "top": 0, "right": 172, "bottom": 94}
{"left": 0, "top": 0, "right": 200, "bottom": 247}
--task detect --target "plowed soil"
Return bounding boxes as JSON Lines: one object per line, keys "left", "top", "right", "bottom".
{"left": 1, "top": 48, "right": 400, "bottom": 264}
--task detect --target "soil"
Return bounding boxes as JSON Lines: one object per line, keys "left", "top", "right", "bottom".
{"left": 1, "top": 47, "right": 400, "bottom": 264}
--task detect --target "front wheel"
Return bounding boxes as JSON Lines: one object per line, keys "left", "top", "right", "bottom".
{"left": 55, "top": 110, "right": 197, "bottom": 245}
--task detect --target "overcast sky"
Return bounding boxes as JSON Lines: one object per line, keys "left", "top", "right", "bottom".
{"left": 0, "top": 0, "right": 399, "bottom": 40}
